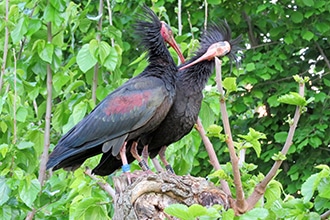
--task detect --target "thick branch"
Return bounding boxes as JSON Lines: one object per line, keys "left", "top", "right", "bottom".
{"left": 215, "top": 57, "right": 247, "bottom": 213}
{"left": 113, "top": 172, "right": 232, "bottom": 219}
{"left": 246, "top": 82, "right": 305, "bottom": 210}
{"left": 195, "top": 118, "right": 231, "bottom": 196}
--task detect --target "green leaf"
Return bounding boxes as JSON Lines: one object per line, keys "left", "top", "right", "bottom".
{"left": 301, "top": 173, "right": 318, "bottom": 202}
{"left": 223, "top": 77, "right": 237, "bottom": 94}
{"left": 240, "top": 208, "right": 269, "bottom": 220}
{"left": 246, "top": 63, "right": 255, "bottom": 72}
{"left": 302, "top": 30, "right": 314, "bottom": 41}
{"left": 302, "top": 0, "right": 314, "bottom": 6}
{"left": 103, "top": 47, "right": 118, "bottom": 71}
{"left": 274, "top": 131, "right": 288, "bottom": 143}
{"left": 309, "top": 136, "right": 322, "bottom": 148}
{"left": 19, "top": 178, "right": 41, "bottom": 208}
{"left": 0, "top": 177, "right": 10, "bottom": 206}
{"left": 264, "top": 180, "right": 282, "bottom": 208}
{"left": 291, "top": 11, "right": 304, "bottom": 23}
{"left": 89, "top": 39, "right": 99, "bottom": 59}
{"left": 11, "top": 17, "right": 28, "bottom": 44}
{"left": 16, "top": 107, "right": 28, "bottom": 122}
{"left": 17, "top": 141, "right": 34, "bottom": 150}
{"left": 38, "top": 43, "right": 54, "bottom": 63}
{"left": 72, "top": 101, "right": 88, "bottom": 124}
{"left": 188, "top": 204, "right": 207, "bottom": 217}
{"left": 284, "top": 35, "right": 293, "bottom": 44}
{"left": 208, "top": 0, "right": 221, "bottom": 4}
{"left": 318, "top": 177, "right": 330, "bottom": 199}
{"left": 77, "top": 44, "right": 98, "bottom": 73}
{"left": 222, "top": 209, "right": 235, "bottom": 219}
{"left": 164, "top": 204, "right": 194, "bottom": 220}
{"left": 98, "top": 41, "right": 111, "bottom": 64}
{"left": 0, "top": 144, "right": 9, "bottom": 158}
{"left": 278, "top": 92, "right": 306, "bottom": 106}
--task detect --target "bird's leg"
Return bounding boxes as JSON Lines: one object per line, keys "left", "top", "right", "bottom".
{"left": 159, "top": 146, "right": 175, "bottom": 174}
{"left": 130, "top": 142, "right": 150, "bottom": 172}
{"left": 151, "top": 158, "right": 163, "bottom": 173}
{"left": 142, "top": 145, "right": 149, "bottom": 163}
{"left": 120, "top": 142, "right": 132, "bottom": 184}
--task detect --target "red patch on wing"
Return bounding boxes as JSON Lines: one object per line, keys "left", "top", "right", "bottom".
{"left": 104, "top": 91, "right": 152, "bottom": 115}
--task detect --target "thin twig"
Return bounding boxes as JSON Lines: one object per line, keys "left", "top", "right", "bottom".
{"left": 13, "top": 49, "right": 17, "bottom": 144}
{"left": 178, "top": 0, "right": 182, "bottom": 36}
{"left": 27, "top": 21, "right": 53, "bottom": 220}
{"left": 195, "top": 118, "right": 231, "bottom": 196}
{"left": 38, "top": 21, "right": 53, "bottom": 186}
{"left": 84, "top": 168, "right": 116, "bottom": 200}
{"left": 186, "top": 11, "right": 194, "bottom": 40}
{"left": 215, "top": 57, "right": 247, "bottom": 213}
{"left": 0, "top": 0, "right": 9, "bottom": 93}
{"left": 106, "top": 0, "right": 115, "bottom": 47}
{"left": 315, "top": 42, "right": 330, "bottom": 71}
{"left": 204, "top": 0, "right": 208, "bottom": 30}
{"left": 321, "top": 210, "right": 330, "bottom": 220}
{"left": 92, "top": 0, "right": 103, "bottom": 103}
{"left": 246, "top": 79, "right": 305, "bottom": 210}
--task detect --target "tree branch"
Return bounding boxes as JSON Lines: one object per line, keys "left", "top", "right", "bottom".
{"left": 92, "top": 0, "right": 103, "bottom": 103}
{"left": 204, "top": 0, "right": 208, "bottom": 30}
{"left": 246, "top": 79, "right": 305, "bottom": 210}
{"left": 195, "top": 118, "right": 231, "bottom": 196}
{"left": 315, "top": 42, "right": 330, "bottom": 71}
{"left": 13, "top": 49, "right": 17, "bottom": 144}
{"left": 321, "top": 210, "right": 330, "bottom": 220}
{"left": 214, "top": 57, "right": 247, "bottom": 213}
{"left": 84, "top": 168, "right": 116, "bottom": 200}
{"left": 106, "top": 0, "right": 115, "bottom": 47}
{"left": 0, "top": 0, "right": 9, "bottom": 93}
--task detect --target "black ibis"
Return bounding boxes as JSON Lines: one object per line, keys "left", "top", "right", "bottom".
{"left": 92, "top": 21, "right": 241, "bottom": 175}
{"left": 46, "top": 6, "right": 185, "bottom": 177}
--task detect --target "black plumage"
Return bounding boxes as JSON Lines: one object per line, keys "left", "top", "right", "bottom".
{"left": 93, "top": 21, "right": 242, "bottom": 175}
{"left": 46, "top": 6, "right": 184, "bottom": 172}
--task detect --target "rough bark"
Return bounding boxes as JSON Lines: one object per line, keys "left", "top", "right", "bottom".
{"left": 113, "top": 171, "right": 232, "bottom": 220}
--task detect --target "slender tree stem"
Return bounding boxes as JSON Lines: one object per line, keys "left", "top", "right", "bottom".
{"left": 38, "top": 22, "right": 53, "bottom": 185}
{"left": 315, "top": 42, "right": 330, "bottom": 71}
{"left": 195, "top": 118, "right": 231, "bottom": 196}
{"left": 204, "top": 0, "right": 208, "bottom": 30}
{"left": 92, "top": 0, "right": 103, "bottom": 103}
{"left": 178, "top": 0, "right": 182, "bottom": 36}
{"left": 85, "top": 168, "right": 116, "bottom": 200}
{"left": 13, "top": 49, "right": 17, "bottom": 144}
{"left": 246, "top": 81, "right": 304, "bottom": 210}
{"left": 215, "top": 57, "right": 247, "bottom": 213}
{"left": 0, "top": 0, "right": 9, "bottom": 93}
{"left": 321, "top": 210, "right": 330, "bottom": 220}
{"left": 106, "top": 0, "right": 115, "bottom": 47}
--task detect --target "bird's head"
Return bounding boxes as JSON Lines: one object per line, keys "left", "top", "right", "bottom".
{"left": 135, "top": 5, "right": 185, "bottom": 64}
{"left": 160, "top": 21, "right": 185, "bottom": 63}
{"left": 179, "top": 21, "right": 242, "bottom": 70}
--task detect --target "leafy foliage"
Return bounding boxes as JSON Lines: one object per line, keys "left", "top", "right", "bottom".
{"left": 0, "top": 0, "right": 329, "bottom": 219}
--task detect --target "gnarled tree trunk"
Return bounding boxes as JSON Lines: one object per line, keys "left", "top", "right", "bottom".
{"left": 113, "top": 171, "right": 233, "bottom": 219}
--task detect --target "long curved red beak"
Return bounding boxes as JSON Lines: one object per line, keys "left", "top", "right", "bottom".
{"left": 179, "top": 41, "right": 230, "bottom": 70}
{"left": 161, "top": 22, "right": 185, "bottom": 63}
